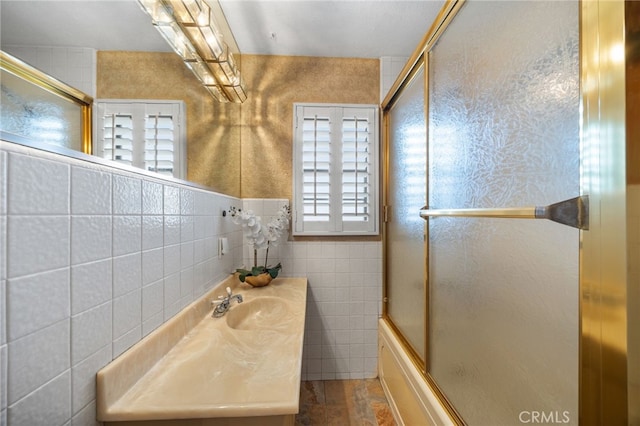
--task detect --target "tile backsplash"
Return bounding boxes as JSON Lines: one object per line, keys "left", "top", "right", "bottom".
{"left": 0, "top": 141, "right": 242, "bottom": 425}
{"left": 0, "top": 142, "right": 383, "bottom": 425}
{"left": 241, "top": 199, "right": 382, "bottom": 382}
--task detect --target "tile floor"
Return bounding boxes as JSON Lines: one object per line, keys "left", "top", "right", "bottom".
{"left": 296, "top": 379, "right": 397, "bottom": 426}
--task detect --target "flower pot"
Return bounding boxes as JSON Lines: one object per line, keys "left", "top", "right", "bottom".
{"left": 244, "top": 273, "right": 273, "bottom": 287}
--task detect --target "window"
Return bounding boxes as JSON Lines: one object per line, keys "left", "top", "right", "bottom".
{"left": 293, "top": 103, "right": 379, "bottom": 235}
{"left": 94, "top": 100, "right": 186, "bottom": 179}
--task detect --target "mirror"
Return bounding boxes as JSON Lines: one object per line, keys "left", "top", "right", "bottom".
{"left": 1, "top": 0, "right": 443, "bottom": 200}
{"left": 0, "top": 0, "right": 241, "bottom": 197}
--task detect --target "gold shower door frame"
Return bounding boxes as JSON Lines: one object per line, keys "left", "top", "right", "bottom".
{"left": 381, "top": 0, "right": 628, "bottom": 423}
{"left": 0, "top": 50, "right": 93, "bottom": 154}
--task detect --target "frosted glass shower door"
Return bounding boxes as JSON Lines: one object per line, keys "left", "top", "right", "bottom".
{"left": 427, "top": 1, "right": 580, "bottom": 424}
{"left": 386, "top": 64, "right": 427, "bottom": 359}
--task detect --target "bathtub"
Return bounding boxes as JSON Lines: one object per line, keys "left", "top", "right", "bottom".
{"left": 96, "top": 275, "right": 307, "bottom": 426}
{"left": 378, "top": 319, "right": 454, "bottom": 426}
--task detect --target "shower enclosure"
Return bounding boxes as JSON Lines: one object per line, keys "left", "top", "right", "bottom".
{"left": 382, "top": 0, "right": 630, "bottom": 424}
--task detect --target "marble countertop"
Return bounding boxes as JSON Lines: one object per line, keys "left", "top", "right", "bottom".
{"left": 96, "top": 276, "right": 308, "bottom": 422}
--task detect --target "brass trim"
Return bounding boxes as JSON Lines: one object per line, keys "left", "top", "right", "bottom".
{"left": 0, "top": 51, "right": 93, "bottom": 105}
{"left": 381, "top": 318, "right": 466, "bottom": 425}
{"left": 422, "top": 52, "right": 430, "bottom": 376}
{"left": 382, "top": 0, "right": 630, "bottom": 423}
{"left": 82, "top": 103, "right": 93, "bottom": 156}
{"left": 381, "top": 0, "right": 463, "bottom": 110}
{"left": 579, "top": 0, "right": 628, "bottom": 423}
{"left": 419, "top": 196, "right": 589, "bottom": 230}
{"left": 381, "top": 1, "right": 467, "bottom": 425}
{"left": 383, "top": 53, "right": 426, "bottom": 112}
{"left": 422, "top": 18, "right": 464, "bottom": 424}
{"left": 0, "top": 50, "right": 93, "bottom": 154}
{"left": 381, "top": 101, "right": 390, "bottom": 316}
{"left": 381, "top": 55, "right": 426, "bottom": 320}
{"left": 424, "top": 373, "right": 466, "bottom": 426}
{"left": 381, "top": 103, "right": 388, "bottom": 291}
{"left": 421, "top": 206, "right": 536, "bottom": 218}
{"left": 381, "top": 58, "right": 429, "bottom": 365}
{"left": 382, "top": 315, "right": 425, "bottom": 374}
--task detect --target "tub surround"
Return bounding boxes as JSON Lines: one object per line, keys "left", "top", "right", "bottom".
{"left": 378, "top": 319, "right": 453, "bottom": 425}
{"left": 97, "top": 275, "right": 308, "bottom": 423}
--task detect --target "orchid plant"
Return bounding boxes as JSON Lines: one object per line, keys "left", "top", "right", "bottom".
{"left": 230, "top": 205, "right": 291, "bottom": 282}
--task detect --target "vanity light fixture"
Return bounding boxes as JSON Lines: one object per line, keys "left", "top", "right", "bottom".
{"left": 137, "top": 0, "right": 247, "bottom": 103}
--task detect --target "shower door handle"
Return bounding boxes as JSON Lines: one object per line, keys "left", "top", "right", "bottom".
{"left": 419, "top": 195, "right": 589, "bottom": 230}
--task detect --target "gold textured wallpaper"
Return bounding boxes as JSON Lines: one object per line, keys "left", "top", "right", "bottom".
{"left": 239, "top": 54, "right": 380, "bottom": 199}
{"left": 97, "top": 51, "right": 242, "bottom": 197}
{"left": 96, "top": 52, "right": 379, "bottom": 199}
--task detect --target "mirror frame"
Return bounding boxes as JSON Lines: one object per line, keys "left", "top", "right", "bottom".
{"left": 0, "top": 50, "right": 93, "bottom": 154}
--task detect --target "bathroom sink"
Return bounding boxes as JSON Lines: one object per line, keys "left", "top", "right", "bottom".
{"left": 225, "top": 297, "right": 292, "bottom": 330}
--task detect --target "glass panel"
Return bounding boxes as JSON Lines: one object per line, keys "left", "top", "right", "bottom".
{"left": 0, "top": 69, "right": 83, "bottom": 150}
{"left": 386, "top": 65, "right": 427, "bottom": 359}
{"left": 428, "top": 1, "right": 580, "bottom": 424}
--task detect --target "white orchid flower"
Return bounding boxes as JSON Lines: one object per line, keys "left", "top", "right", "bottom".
{"left": 231, "top": 204, "right": 291, "bottom": 268}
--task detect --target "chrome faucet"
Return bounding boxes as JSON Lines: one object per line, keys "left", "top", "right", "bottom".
{"left": 211, "top": 286, "right": 243, "bottom": 318}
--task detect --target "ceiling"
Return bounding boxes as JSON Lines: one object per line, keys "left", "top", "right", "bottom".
{"left": 0, "top": 1, "right": 172, "bottom": 52}
{"left": 0, "top": 0, "right": 444, "bottom": 59}
{"left": 219, "top": 0, "right": 443, "bottom": 58}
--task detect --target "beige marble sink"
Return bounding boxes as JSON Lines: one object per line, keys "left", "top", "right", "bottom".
{"left": 96, "top": 276, "right": 307, "bottom": 424}
{"left": 225, "top": 296, "right": 292, "bottom": 331}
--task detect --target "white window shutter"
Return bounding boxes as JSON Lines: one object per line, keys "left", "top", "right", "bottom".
{"left": 102, "top": 112, "right": 134, "bottom": 166}
{"left": 301, "top": 114, "right": 331, "bottom": 221}
{"left": 341, "top": 108, "right": 375, "bottom": 233}
{"left": 293, "top": 104, "right": 379, "bottom": 236}
{"left": 294, "top": 106, "right": 336, "bottom": 233}
{"left": 95, "top": 100, "right": 186, "bottom": 179}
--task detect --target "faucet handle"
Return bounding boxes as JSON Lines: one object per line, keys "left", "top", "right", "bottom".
{"left": 226, "top": 286, "right": 232, "bottom": 296}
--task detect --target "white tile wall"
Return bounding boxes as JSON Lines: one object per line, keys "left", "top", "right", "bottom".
{"left": 7, "top": 269, "right": 69, "bottom": 341}
{"left": 71, "top": 400, "right": 97, "bottom": 426}
{"left": 71, "top": 216, "right": 112, "bottom": 265}
{"left": 8, "top": 320, "right": 70, "bottom": 405}
{"left": 380, "top": 56, "right": 409, "bottom": 102}
{"left": 8, "top": 154, "right": 69, "bottom": 215}
{"left": 0, "top": 140, "right": 384, "bottom": 424}
{"left": 8, "top": 216, "right": 70, "bottom": 278}
{"left": 71, "top": 166, "right": 112, "bottom": 215}
{"left": 1, "top": 152, "right": 6, "bottom": 348}
{"left": 1, "top": 344, "right": 7, "bottom": 424}
{"left": 3, "top": 46, "right": 97, "bottom": 98}
{"left": 7, "top": 371, "right": 71, "bottom": 426}
{"left": 113, "top": 216, "right": 142, "bottom": 256}
{"left": 71, "top": 260, "right": 112, "bottom": 316}
{"left": 0, "top": 141, "right": 242, "bottom": 425}
{"left": 241, "top": 199, "right": 383, "bottom": 380}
